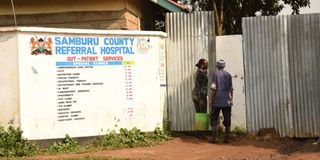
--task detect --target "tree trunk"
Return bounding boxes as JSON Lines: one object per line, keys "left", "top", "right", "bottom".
{"left": 212, "top": 0, "right": 224, "bottom": 35}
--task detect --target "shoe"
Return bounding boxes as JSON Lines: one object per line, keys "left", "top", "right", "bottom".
{"left": 223, "top": 127, "right": 230, "bottom": 143}
{"left": 211, "top": 125, "right": 218, "bottom": 143}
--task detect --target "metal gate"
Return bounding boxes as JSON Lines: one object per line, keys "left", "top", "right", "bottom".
{"left": 166, "top": 11, "right": 215, "bottom": 131}
{"left": 242, "top": 14, "right": 320, "bottom": 137}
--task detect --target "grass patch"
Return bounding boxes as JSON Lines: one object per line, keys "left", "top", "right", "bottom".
{"left": 162, "top": 120, "right": 177, "bottom": 137}
{"left": 0, "top": 126, "right": 38, "bottom": 157}
{"left": 0, "top": 126, "right": 170, "bottom": 158}
{"left": 232, "top": 126, "right": 247, "bottom": 137}
{"left": 46, "top": 134, "right": 83, "bottom": 154}
{"left": 94, "top": 127, "right": 168, "bottom": 149}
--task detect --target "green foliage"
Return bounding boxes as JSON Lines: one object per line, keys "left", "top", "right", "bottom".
{"left": 283, "top": 0, "right": 311, "bottom": 14}
{"left": 94, "top": 130, "right": 121, "bottom": 149}
{"left": 162, "top": 120, "right": 178, "bottom": 137}
{"left": 94, "top": 127, "right": 149, "bottom": 149}
{"left": 219, "top": 0, "right": 310, "bottom": 35}
{"left": 0, "top": 126, "right": 169, "bottom": 157}
{"left": 119, "top": 128, "right": 149, "bottom": 147}
{"left": 179, "top": 0, "right": 311, "bottom": 35}
{"left": 149, "top": 127, "right": 169, "bottom": 142}
{"left": 0, "top": 126, "right": 38, "bottom": 157}
{"left": 94, "top": 127, "right": 169, "bottom": 149}
{"left": 232, "top": 126, "right": 247, "bottom": 137}
{"left": 46, "top": 134, "right": 82, "bottom": 153}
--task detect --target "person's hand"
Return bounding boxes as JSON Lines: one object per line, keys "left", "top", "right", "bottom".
{"left": 209, "top": 90, "right": 215, "bottom": 106}
{"left": 228, "top": 93, "right": 233, "bottom": 105}
{"left": 229, "top": 93, "right": 233, "bottom": 101}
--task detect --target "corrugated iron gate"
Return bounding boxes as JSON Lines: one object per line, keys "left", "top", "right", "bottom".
{"left": 165, "top": 11, "right": 215, "bottom": 131}
{"left": 242, "top": 14, "right": 320, "bottom": 137}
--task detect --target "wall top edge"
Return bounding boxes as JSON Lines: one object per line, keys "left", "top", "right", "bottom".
{"left": 0, "top": 27, "right": 167, "bottom": 37}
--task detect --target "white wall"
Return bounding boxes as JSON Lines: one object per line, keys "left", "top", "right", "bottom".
{"left": 216, "top": 35, "right": 246, "bottom": 130}
{"left": 0, "top": 27, "right": 166, "bottom": 140}
{"left": 0, "top": 33, "right": 20, "bottom": 128}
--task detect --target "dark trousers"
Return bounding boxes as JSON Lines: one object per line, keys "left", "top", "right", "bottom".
{"left": 193, "top": 97, "right": 207, "bottom": 113}
{"left": 210, "top": 107, "right": 231, "bottom": 127}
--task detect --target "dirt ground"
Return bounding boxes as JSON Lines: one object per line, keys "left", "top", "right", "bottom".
{"left": 30, "top": 134, "right": 320, "bottom": 160}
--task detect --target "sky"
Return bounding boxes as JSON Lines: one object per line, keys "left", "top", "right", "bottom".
{"left": 280, "top": 0, "right": 320, "bottom": 15}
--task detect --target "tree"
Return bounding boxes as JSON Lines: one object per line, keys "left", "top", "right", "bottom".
{"left": 179, "top": 0, "right": 310, "bottom": 35}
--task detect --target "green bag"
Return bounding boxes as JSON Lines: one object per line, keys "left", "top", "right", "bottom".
{"left": 195, "top": 113, "right": 209, "bottom": 130}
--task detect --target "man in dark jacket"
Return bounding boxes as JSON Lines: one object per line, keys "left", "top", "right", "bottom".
{"left": 192, "top": 59, "right": 209, "bottom": 113}
{"left": 210, "top": 59, "right": 233, "bottom": 143}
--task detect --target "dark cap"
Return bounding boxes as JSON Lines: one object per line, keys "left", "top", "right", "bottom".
{"left": 195, "top": 58, "right": 207, "bottom": 67}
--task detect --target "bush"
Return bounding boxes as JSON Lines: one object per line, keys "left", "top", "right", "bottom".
{"left": 162, "top": 120, "right": 177, "bottom": 137}
{"left": 0, "top": 126, "right": 38, "bottom": 157}
{"left": 149, "top": 127, "right": 169, "bottom": 142}
{"left": 47, "top": 134, "right": 82, "bottom": 153}
{"left": 94, "top": 127, "right": 149, "bottom": 149}
{"left": 232, "top": 126, "right": 247, "bottom": 137}
{"left": 118, "top": 128, "right": 149, "bottom": 147}
{"left": 94, "top": 127, "right": 169, "bottom": 149}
